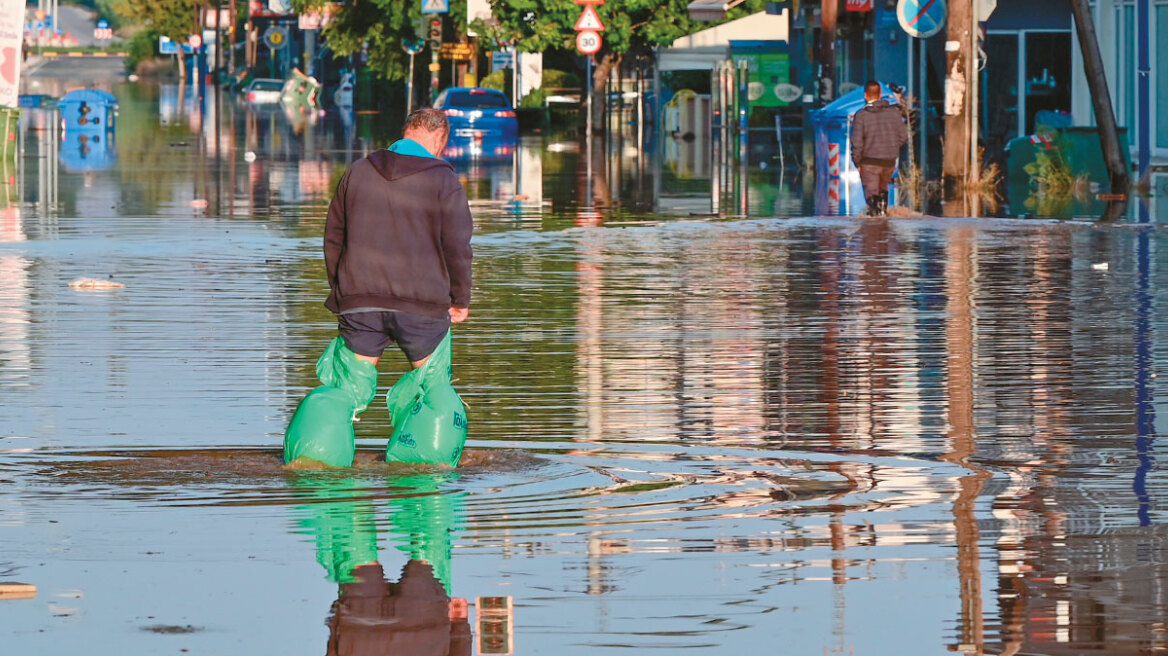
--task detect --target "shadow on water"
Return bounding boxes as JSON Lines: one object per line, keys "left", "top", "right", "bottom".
{"left": 3, "top": 71, "right": 1168, "bottom": 654}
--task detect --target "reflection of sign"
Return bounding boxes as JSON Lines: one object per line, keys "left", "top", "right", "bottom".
{"left": 0, "top": 0, "right": 24, "bottom": 108}
{"left": 476, "top": 597, "right": 514, "bottom": 655}
{"left": 576, "top": 30, "right": 601, "bottom": 54}
{"left": 897, "top": 0, "right": 946, "bottom": 39}
{"left": 846, "top": 0, "right": 873, "bottom": 10}
{"left": 263, "top": 25, "right": 289, "bottom": 50}
{"left": 574, "top": 5, "right": 605, "bottom": 31}
{"left": 421, "top": 0, "right": 449, "bottom": 14}
{"left": 439, "top": 42, "right": 474, "bottom": 60}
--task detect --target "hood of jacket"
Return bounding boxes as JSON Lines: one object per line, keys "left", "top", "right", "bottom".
{"left": 864, "top": 99, "right": 898, "bottom": 114}
{"left": 367, "top": 149, "right": 454, "bottom": 182}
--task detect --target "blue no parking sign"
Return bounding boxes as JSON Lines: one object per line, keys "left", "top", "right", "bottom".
{"left": 897, "top": 0, "right": 947, "bottom": 39}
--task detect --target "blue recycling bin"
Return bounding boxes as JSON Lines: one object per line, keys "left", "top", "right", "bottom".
{"left": 809, "top": 83, "right": 901, "bottom": 216}
{"left": 58, "top": 89, "right": 118, "bottom": 134}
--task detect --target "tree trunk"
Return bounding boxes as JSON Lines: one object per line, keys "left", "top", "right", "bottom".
{"left": 176, "top": 49, "right": 187, "bottom": 82}
{"left": 942, "top": 0, "right": 971, "bottom": 210}
{"left": 1069, "top": 0, "right": 1129, "bottom": 195}
{"left": 590, "top": 52, "right": 616, "bottom": 134}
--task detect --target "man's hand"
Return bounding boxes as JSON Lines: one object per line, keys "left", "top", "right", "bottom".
{"left": 449, "top": 307, "right": 469, "bottom": 323}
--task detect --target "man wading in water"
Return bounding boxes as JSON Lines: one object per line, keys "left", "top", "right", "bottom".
{"left": 325, "top": 108, "right": 473, "bottom": 369}
{"left": 850, "top": 80, "right": 908, "bottom": 217}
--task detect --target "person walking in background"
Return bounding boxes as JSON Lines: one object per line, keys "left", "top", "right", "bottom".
{"left": 850, "top": 81, "right": 908, "bottom": 217}
{"left": 324, "top": 108, "right": 473, "bottom": 369}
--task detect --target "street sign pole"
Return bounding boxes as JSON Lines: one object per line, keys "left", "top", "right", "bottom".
{"left": 408, "top": 53, "right": 416, "bottom": 114}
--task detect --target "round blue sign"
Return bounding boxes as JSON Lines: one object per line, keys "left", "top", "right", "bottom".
{"left": 897, "top": 0, "right": 947, "bottom": 39}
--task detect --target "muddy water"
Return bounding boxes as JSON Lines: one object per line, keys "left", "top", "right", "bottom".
{"left": 2, "top": 80, "right": 1168, "bottom": 655}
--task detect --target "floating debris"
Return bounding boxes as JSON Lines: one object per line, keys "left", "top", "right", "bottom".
{"left": 0, "top": 582, "right": 36, "bottom": 600}
{"left": 68, "top": 277, "right": 125, "bottom": 291}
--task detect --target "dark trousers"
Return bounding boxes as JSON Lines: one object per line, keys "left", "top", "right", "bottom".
{"left": 858, "top": 160, "right": 895, "bottom": 201}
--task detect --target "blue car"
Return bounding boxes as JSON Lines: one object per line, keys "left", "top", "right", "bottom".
{"left": 434, "top": 87, "right": 518, "bottom": 139}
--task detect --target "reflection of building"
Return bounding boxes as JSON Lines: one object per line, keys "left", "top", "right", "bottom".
{"left": 0, "top": 206, "right": 31, "bottom": 386}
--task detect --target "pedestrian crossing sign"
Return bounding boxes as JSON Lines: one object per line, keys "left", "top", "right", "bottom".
{"left": 422, "top": 0, "right": 449, "bottom": 14}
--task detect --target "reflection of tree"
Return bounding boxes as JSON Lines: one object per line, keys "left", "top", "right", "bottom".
{"left": 113, "top": 84, "right": 203, "bottom": 212}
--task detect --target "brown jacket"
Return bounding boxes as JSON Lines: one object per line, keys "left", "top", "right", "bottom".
{"left": 324, "top": 151, "right": 473, "bottom": 318}
{"left": 850, "top": 99, "right": 908, "bottom": 167}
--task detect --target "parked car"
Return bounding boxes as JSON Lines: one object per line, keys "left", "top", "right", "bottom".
{"left": 433, "top": 87, "right": 517, "bottom": 139}
{"left": 243, "top": 78, "right": 284, "bottom": 104}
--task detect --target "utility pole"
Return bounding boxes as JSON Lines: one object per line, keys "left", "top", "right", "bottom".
{"left": 942, "top": 0, "right": 972, "bottom": 212}
{"left": 1069, "top": 0, "right": 1129, "bottom": 195}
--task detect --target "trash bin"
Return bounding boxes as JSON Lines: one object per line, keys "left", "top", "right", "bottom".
{"left": 809, "top": 83, "right": 902, "bottom": 216}
{"left": 58, "top": 89, "right": 118, "bottom": 134}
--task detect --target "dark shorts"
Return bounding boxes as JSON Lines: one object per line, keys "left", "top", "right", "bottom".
{"left": 338, "top": 311, "right": 450, "bottom": 362}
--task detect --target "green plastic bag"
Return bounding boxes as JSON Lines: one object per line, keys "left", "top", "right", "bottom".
{"left": 385, "top": 331, "right": 468, "bottom": 467}
{"left": 284, "top": 337, "right": 379, "bottom": 467}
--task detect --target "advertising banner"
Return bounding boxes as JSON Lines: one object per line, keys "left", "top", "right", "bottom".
{"left": 0, "top": 0, "right": 24, "bottom": 108}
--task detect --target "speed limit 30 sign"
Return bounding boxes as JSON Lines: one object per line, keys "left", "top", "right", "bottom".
{"left": 576, "top": 30, "right": 601, "bottom": 55}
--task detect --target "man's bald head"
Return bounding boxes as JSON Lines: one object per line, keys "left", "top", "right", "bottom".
{"left": 402, "top": 108, "right": 450, "bottom": 157}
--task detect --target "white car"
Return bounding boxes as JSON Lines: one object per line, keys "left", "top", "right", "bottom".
{"left": 243, "top": 78, "right": 284, "bottom": 104}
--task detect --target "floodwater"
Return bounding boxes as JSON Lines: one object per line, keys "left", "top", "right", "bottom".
{"left": 2, "top": 70, "right": 1168, "bottom": 655}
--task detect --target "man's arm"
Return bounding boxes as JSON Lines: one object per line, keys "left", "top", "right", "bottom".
{"left": 323, "top": 171, "right": 350, "bottom": 290}
{"left": 850, "top": 111, "right": 866, "bottom": 167}
{"left": 439, "top": 177, "right": 474, "bottom": 314}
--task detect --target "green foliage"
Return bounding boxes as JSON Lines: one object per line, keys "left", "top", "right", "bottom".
{"left": 292, "top": 0, "right": 467, "bottom": 82}
{"left": 540, "top": 68, "right": 579, "bottom": 89}
{"left": 111, "top": 0, "right": 202, "bottom": 42}
{"left": 480, "top": 69, "right": 508, "bottom": 92}
{"left": 473, "top": 0, "right": 770, "bottom": 58}
{"left": 518, "top": 88, "right": 546, "bottom": 108}
{"left": 124, "top": 27, "right": 158, "bottom": 71}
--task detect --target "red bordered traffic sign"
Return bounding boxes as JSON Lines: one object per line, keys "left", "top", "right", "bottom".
{"left": 576, "top": 29, "right": 602, "bottom": 54}
{"left": 574, "top": 5, "right": 605, "bottom": 31}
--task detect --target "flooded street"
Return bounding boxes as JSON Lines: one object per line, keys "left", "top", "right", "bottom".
{"left": 2, "top": 72, "right": 1168, "bottom": 655}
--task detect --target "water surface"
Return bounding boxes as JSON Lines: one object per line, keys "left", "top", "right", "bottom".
{"left": 2, "top": 74, "right": 1167, "bottom": 655}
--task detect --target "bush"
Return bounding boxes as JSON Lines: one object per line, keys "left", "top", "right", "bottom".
{"left": 124, "top": 28, "right": 157, "bottom": 72}
{"left": 541, "top": 69, "right": 580, "bottom": 90}
{"left": 518, "top": 88, "right": 546, "bottom": 109}
{"left": 479, "top": 70, "right": 508, "bottom": 92}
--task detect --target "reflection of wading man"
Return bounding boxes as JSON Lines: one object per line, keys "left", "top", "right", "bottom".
{"left": 325, "top": 108, "right": 473, "bottom": 369}
{"left": 850, "top": 81, "right": 908, "bottom": 217}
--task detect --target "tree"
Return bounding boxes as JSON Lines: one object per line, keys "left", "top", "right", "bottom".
{"left": 112, "top": 0, "right": 203, "bottom": 79}
{"left": 291, "top": 0, "right": 468, "bottom": 82}
{"left": 472, "top": 0, "right": 766, "bottom": 132}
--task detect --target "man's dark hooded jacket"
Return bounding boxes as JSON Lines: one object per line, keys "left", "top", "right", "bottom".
{"left": 324, "top": 150, "right": 473, "bottom": 319}
{"left": 850, "top": 99, "right": 908, "bottom": 167}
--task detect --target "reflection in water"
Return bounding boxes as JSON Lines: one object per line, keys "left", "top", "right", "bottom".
{"left": 292, "top": 475, "right": 473, "bottom": 655}
{"left": 4, "top": 75, "right": 1168, "bottom": 655}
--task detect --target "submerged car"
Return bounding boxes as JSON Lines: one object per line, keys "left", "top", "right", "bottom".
{"left": 434, "top": 87, "right": 517, "bottom": 139}
{"left": 243, "top": 78, "right": 284, "bottom": 104}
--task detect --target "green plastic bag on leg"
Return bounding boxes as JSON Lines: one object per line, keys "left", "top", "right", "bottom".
{"left": 385, "top": 331, "right": 468, "bottom": 467}
{"left": 284, "top": 337, "right": 379, "bottom": 467}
